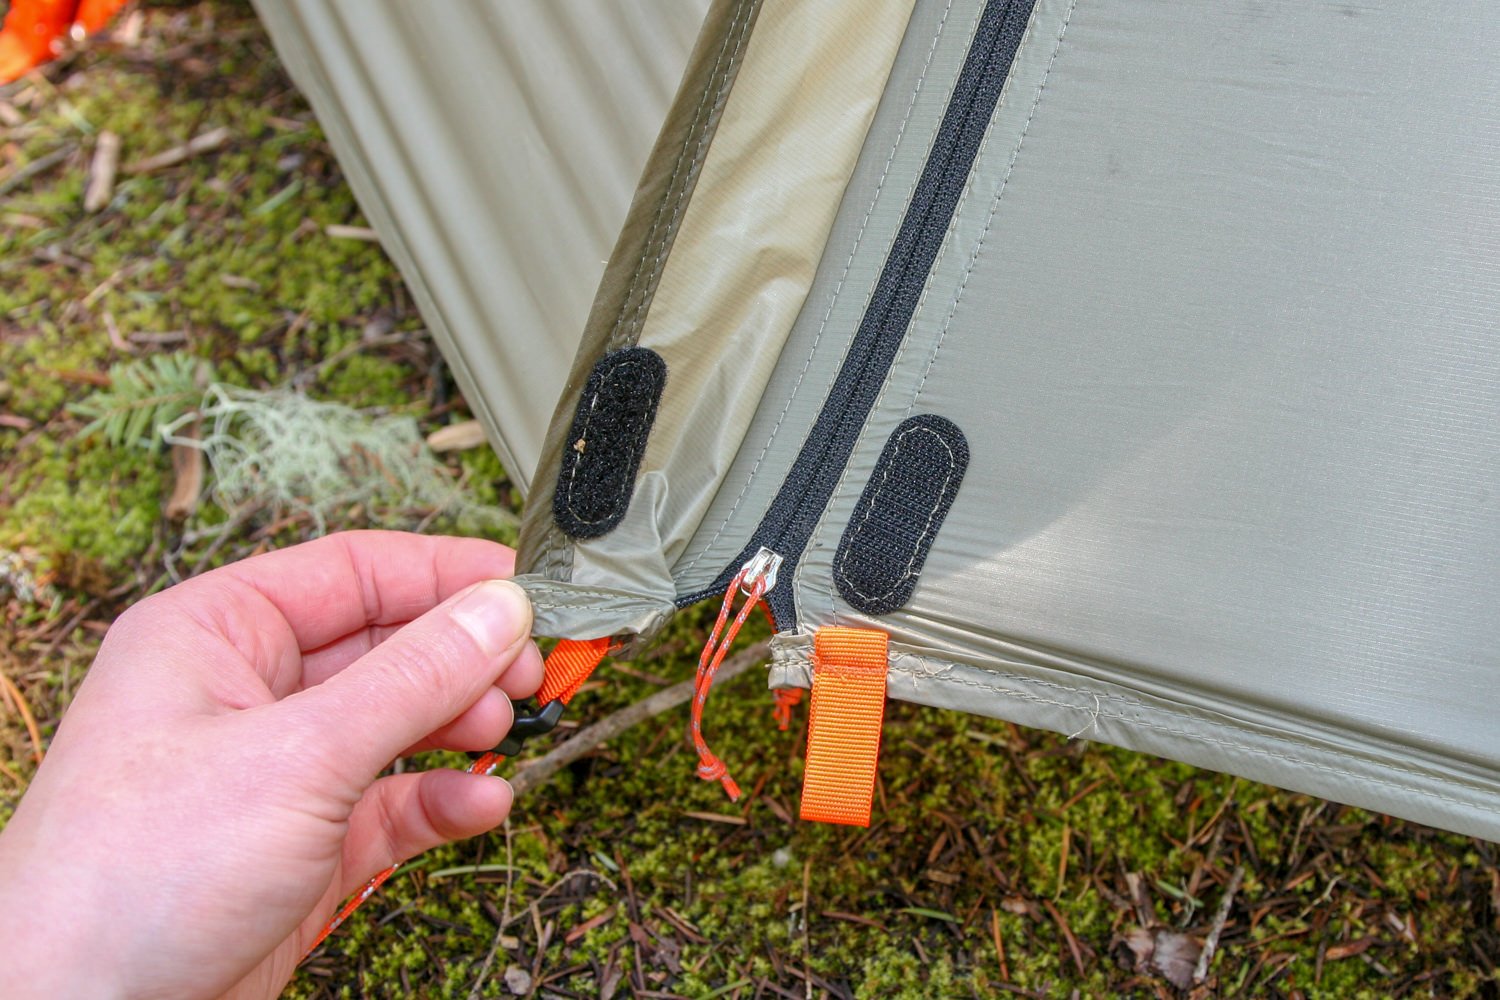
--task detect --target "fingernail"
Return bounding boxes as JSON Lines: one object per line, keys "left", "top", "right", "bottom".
{"left": 450, "top": 580, "right": 531, "bottom": 657}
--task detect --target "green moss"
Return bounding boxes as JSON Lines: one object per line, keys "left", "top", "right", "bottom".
{"left": 317, "top": 354, "right": 412, "bottom": 409}
{"left": 0, "top": 435, "right": 161, "bottom": 571}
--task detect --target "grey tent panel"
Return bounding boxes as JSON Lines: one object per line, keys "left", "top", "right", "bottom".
{"left": 519, "top": 0, "right": 1500, "bottom": 839}
{"left": 253, "top": 0, "right": 709, "bottom": 492}
{"left": 264, "top": 0, "right": 1500, "bottom": 839}
{"left": 765, "top": 0, "right": 1500, "bottom": 838}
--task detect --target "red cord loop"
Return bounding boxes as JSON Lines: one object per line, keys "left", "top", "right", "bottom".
{"left": 689, "top": 563, "right": 765, "bottom": 802}
{"left": 771, "top": 687, "right": 803, "bottom": 731}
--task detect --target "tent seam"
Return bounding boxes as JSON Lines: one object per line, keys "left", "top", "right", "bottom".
{"left": 817, "top": 0, "right": 1055, "bottom": 622}
{"left": 611, "top": 0, "right": 757, "bottom": 346}
{"left": 883, "top": 657, "right": 1487, "bottom": 809}
{"left": 908, "top": 0, "right": 1079, "bottom": 416}
{"left": 677, "top": 0, "right": 959, "bottom": 582}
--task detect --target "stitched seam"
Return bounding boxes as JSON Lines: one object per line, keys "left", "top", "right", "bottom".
{"left": 910, "top": 0, "right": 1079, "bottom": 412}
{"left": 537, "top": 0, "right": 754, "bottom": 576}
{"left": 523, "top": 580, "right": 666, "bottom": 598}
{"left": 614, "top": 0, "right": 756, "bottom": 345}
{"left": 528, "top": 599, "right": 660, "bottom": 612}
{"left": 776, "top": 648, "right": 1499, "bottom": 808}
{"left": 880, "top": 0, "right": 1040, "bottom": 423}
{"left": 882, "top": 656, "right": 1489, "bottom": 809}
{"left": 678, "top": 0, "right": 960, "bottom": 581}
{"left": 561, "top": 357, "right": 651, "bottom": 525}
{"left": 834, "top": 426, "right": 957, "bottom": 604}
{"left": 818, "top": 2, "right": 1043, "bottom": 621}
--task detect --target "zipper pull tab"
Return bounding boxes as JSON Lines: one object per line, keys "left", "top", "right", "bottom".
{"left": 690, "top": 548, "right": 782, "bottom": 801}
{"left": 739, "top": 546, "right": 783, "bottom": 597}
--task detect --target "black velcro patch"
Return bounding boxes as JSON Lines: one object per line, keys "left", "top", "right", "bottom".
{"left": 552, "top": 347, "right": 667, "bottom": 539}
{"left": 834, "top": 414, "right": 969, "bottom": 616}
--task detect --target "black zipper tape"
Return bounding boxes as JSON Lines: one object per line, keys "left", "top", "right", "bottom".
{"left": 684, "top": 0, "right": 1034, "bottom": 624}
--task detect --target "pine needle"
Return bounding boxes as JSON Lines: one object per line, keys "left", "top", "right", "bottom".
{"left": 70, "top": 353, "right": 207, "bottom": 448}
{"left": 0, "top": 669, "right": 44, "bottom": 764}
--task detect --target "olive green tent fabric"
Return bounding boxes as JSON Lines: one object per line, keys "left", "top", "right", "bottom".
{"left": 251, "top": 0, "right": 710, "bottom": 493}
{"left": 515, "top": 0, "right": 1500, "bottom": 840}
{"left": 261, "top": 0, "right": 1500, "bottom": 840}
{"left": 752, "top": 0, "right": 1500, "bottom": 841}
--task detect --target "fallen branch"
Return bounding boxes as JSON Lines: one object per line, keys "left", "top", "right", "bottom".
{"left": 324, "top": 224, "right": 379, "bottom": 242}
{"left": 508, "top": 639, "right": 771, "bottom": 798}
{"left": 165, "top": 417, "right": 205, "bottom": 520}
{"left": 426, "top": 419, "right": 488, "bottom": 453}
{"left": 0, "top": 667, "right": 44, "bottom": 764}
{"left": 1193, "top": 864, "right": 1245, "bottom": 984}
{"left": 125, "top": 126, "right": 230, "bottom": 174}
{"left": 83, "top": 131, "right": 121, "bottom": 212}
{"left": 0, "top": 144, "right": 75, "bottom": 197}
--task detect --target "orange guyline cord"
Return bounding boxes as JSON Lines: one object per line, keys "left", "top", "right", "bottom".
{"left": 304, "top": 581, "right": 871, "bottom": 955}
{"left": 301, "top": 636, "right": 610, "bottom": 958}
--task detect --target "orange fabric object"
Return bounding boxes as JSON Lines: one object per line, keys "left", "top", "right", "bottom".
{"left": 73, "top": 0, "right": 125, "bottom": 33}
{"left": 799, "top": 627, "right": 889, "bottom": 827}
{"left": 0, "top": 0, "right": 77, "bottom": 82}
{"left": 536, "top": 636, "right": 611, "bottom": 706}
{"left": 0, "top": 0, "right": 127, "bottom": 84}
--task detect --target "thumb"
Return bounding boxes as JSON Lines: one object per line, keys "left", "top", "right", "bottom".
{"left": 285, "top": 579, "right": 533, "bottom": 781}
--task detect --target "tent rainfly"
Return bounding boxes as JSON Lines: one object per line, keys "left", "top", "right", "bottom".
{"left": 255, "top": 0, "right": 1500, "bottom": 840}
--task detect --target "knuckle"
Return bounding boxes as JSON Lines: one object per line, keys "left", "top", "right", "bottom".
{"left": 374, "top": 632, "right": 467, "bottom": 704}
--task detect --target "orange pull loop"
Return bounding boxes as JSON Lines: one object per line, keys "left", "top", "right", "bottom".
{"left": 537, "top": 636, "right": 611, "bottom": 706}
{"left": 689, "top": 563, "right": 768, "bottom": 801}
{"left": 798, "top": 627, "right": 889, "bottom": 827}
{"left": 771, "top": 687, "right": 803, "bottom": 731}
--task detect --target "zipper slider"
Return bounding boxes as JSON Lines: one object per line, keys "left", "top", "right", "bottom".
{"left": 739, "top": 546, "right": 783, "bottom": 597}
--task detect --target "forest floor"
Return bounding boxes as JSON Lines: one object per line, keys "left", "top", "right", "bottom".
{"left": 2, "top": 4, "right": 1497, "bottom": 997}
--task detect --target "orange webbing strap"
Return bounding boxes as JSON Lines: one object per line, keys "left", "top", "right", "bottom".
{"left": 537, "top": 636, "right": 611, "bottom": 705}
{"left": 798, "top": 627, "right": 889, "bottom": 827}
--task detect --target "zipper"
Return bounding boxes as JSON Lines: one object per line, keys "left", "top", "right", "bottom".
{"left": 738, "top": 546, "right": 783, "bottom": 598}
{"left": 682, "top": 0, "right": 1036, "bottom": 626}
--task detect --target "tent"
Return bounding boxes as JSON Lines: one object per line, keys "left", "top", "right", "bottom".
{"left": 255, "top": 0, "right": 1500, "bottom": 840}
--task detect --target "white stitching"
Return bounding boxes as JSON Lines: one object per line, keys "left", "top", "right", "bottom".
{"left": 833, "top": 424, "right": 958, "bottom": 604}
{"left": 818, "top": 0, "right": 1060, "bottom": 622}
{"left": 610, "top": 0, "right": 756, "bottom": 344}
{"left": 678, "top": 0, "right": 961, "bottom": 580}
{"left": 561, "top": 357, "right": 653, "bottom": 525}
{"left": 910, "top": 0, "right": 1078, "bottom": 408}
{"left": 878, "top": 652, "right": 1493, "bottom": 809}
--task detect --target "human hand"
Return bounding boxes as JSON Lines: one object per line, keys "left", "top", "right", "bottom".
{"left": 0, "top": 531, "right": 542, "bottom": 999}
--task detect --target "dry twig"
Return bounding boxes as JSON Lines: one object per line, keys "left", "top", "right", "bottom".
{"left": 1193, "top": 865, "right": 1245, "bottom": 984}
{"left": 0, "top": 668, "right": 44, "bottom": 764}
{"left": 125, "top": 126, "right": 230, "bottom": 174}
{"left": 84, "top": 131, "right": 121, "bottom": 212}
{"left": 508, "top": 640, "right": 769, "bottom": 798}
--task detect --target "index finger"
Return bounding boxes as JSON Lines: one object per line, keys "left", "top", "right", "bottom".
{"left": 187, "top": 530, "right": 517, "bottom": 653}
